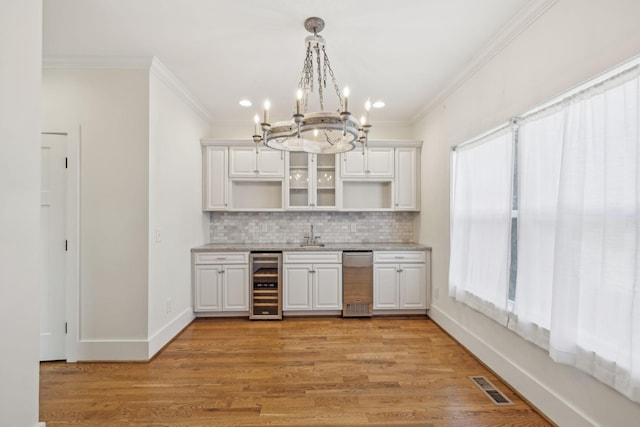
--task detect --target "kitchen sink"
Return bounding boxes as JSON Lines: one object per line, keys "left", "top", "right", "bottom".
{"left": 300, "top": 243, "right": 325, "bottom": 248}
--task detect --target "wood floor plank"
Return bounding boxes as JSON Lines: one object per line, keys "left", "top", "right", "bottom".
{"left": 40, "top": 317, "right": 552, "bottom": 426}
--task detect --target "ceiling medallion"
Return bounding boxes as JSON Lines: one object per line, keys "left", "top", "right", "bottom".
{"left": 252, "top": 17, "right": 372, "bottom": 154}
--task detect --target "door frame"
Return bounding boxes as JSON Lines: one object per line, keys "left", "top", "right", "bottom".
{"left": 42, "top": 126, "right": 80, "bottom": 362}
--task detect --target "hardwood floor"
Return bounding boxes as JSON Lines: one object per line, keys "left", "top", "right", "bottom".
{"left": 40, "top": 317, "right": 552, "bottom": 426}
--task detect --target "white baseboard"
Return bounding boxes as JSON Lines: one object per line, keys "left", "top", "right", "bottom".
{"left": 148, "top": 307, "right": 195, "bottom": 359}
{"left": 36, "top": 422, "right": 46, "bottom": 427}
{"left": 428, "top": 305, "right": 592, "bottom": 427}
{"left": 74, "top": 308, "right": 194, "bottom": 361}
{"left": 75, "top": 338, "right": 149, "bottom": 361}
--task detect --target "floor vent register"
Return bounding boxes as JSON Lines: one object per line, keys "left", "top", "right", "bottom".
{"left": 469, "top": 376, "right": 513, "bottom": 405}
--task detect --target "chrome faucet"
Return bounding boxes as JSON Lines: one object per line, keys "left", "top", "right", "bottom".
{"left": 303, "top": 223, "right": 321, "bottom": 245}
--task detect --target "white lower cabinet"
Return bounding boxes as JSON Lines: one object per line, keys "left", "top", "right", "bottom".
{"left": 283, "top": 251, "right": 342, "bottom": 312}
{"left": 193, "top": 252, "right": 249, "bottom": 313}
{"left": 373, "top": 251, "right": 427, "bottom": 310}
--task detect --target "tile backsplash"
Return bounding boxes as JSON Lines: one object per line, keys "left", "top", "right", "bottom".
{"left": 209, "top": 211, "right": 418, "bottom": 244}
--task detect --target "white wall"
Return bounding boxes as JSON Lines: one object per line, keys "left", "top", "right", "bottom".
{"left": 147, "top": 61, "right": 209, "bottom": 356}
{"left": 414, "top": 0, "right": 640, "bottom": 425}
{"left": 0, "top": 1, "right": 42, "bottom": 426}
{"left": 42, "top": 68, "right": 151, "bottom": 359}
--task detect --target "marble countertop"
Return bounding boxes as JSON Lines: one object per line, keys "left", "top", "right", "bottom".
{"left": 191, "top": 242, "right": 430, "bottom": 253}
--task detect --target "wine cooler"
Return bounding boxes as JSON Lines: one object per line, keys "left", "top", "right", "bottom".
{"left": 250, "top": 252, "right": 282, "bottom": 320}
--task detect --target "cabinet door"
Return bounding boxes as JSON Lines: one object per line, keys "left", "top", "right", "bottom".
{"left": 313, "top": 264, "right": 342, "bottom": 310}
{"left": 229, "top": 147, "right": 257, "bottom": 177}
{"left": 287, "top": 152, "right": 312, "bottom": 209}
{"left": 283, "top": 264, "right": 312, "bottom": 310}
{"left": 202, "top": 146, "right": 228, "bottom": 210}
{"left": 315, "top": 154, "right": 338, "bottom": 209}
{"left": 373, "top": 264, "right": 399, "bottom": 309}
{"left": 257, "top": 148, "right": 284, "bottom": 176}
{"left": 395, "top": 147, "right": 418, "bottom": 210}
{"left": 223, "top": 264, "right": 249, "bottom": 311}
{"left": 399, "top": 263, "right": 426, "bottom": 309}
{"left": 194, "top": 264, "right": 223, "bottom": 311}
{"left": 341, "top": 150, "right": 366, "bottom": 177}
{"left": 367, "top": 147, "right": 394, "bottom": 177}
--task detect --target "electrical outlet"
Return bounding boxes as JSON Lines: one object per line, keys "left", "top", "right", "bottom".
{"left": 166, "top": 298, "right": 172, "bottom": 314}
{"left": 350, "top": 223, "right": 357, "bottom": 232}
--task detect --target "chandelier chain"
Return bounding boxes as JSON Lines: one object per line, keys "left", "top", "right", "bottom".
{"left": 299, "top": 45, "right": 314, "bottom": 111}
{"left": 315, "top": 43, "right": 324, "bottom": 110}
{"left": 324, "top": 48, "right": 343, "bottom": 110}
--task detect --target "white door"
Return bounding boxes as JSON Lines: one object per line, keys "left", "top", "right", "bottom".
{"left": 194, "top": 264, "right": 223, "bottom": 311}
{"left": 256, "top": 148, "right": 284, "bottom": 176}
{"left": 223, "top": 264, "right": 249, "bottom": 311}
{"left": 399, "top": 263, "right": 426, "bottom": 309}
{"left": 373, "top": 264, "right": 400, "bottom": 309}
{"left": 40, "top": 133, "right": 67, "bottom": 361}
{"left": 203, "top": 146, "right": 228, "bottom": 210}
{"left": 283, "top": 264, "right": 312, "bottom": 310}
{"left": 313, "top": 264, "right": 342, "bottom": 310}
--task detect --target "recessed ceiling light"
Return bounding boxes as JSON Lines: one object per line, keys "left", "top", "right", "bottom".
{"left": 239, "top": 99, "right": 252, "bottom": 107}
{"left": 372, "top": 101, "right": 385, "bottom": 108}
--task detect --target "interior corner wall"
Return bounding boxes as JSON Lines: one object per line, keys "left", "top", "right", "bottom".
{"left": 414, "top": 0, "right": 640, "bottom": 425}
{"left": 42, "top": 68, "right": 151, "bottom": 360}
{"left": 0, "top": 2, "right": 42, "bottom": 426}
{"left": 147, "top": 70, "right": 209, "bottom": 357}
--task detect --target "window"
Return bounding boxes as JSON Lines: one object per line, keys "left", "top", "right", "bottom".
{"left": 449, "top": 128, "right": 513, "bottom": 325}
{"left": 450, "top": 61, "right": 640, "bottom": 403}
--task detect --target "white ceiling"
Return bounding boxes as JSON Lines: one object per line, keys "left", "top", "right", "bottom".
{"left": 43, "top": 0, "right": 536, "bottom": 127}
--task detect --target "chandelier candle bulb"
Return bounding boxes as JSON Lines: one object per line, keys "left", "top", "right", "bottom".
{"left": 343, "top": 86, "right": 350, "bottom": 112}
{"left": 296, "top": 89, "right": 303, "bottom": 115}
{"left": 254, "top": 114, "right": 260, "bottom": 135}
{"left": 263, "top": 100, "right": 270, "bottom": 124}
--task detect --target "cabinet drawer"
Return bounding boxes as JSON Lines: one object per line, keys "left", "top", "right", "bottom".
{"left": 374, "top": 251, "right": 425, "bottom": 263}
{"left": 194, "top": 252, "right": 249, "bottom": 265}
{"left": 283, "top": 251, "right": 342, "bottom": 264}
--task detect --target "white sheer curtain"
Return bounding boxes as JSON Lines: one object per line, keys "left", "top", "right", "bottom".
{"left": 449, "top": 129, "right": 513, "bottom": 324}
{"left": 510, "top": 110, "right": 564, "bottom": 348}
{"left": 549, "top": 67, "right": 640, "bottom": 402}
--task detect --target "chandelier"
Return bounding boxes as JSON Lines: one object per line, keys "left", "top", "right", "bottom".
{"left": 252, "top": 17, "right": 372, "bottom": 154}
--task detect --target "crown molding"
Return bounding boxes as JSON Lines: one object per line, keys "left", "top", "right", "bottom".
{"left": 149, "top": 57, "right": 212, "bottom": 122}
{"left": 42, "top": 55, "right": 153, "bottom": 69}
{"left": 42, "top": 55, "right": 212, "bottom": 123}
{"left": 412, "top": 0, "right": 559, "bottom": 122}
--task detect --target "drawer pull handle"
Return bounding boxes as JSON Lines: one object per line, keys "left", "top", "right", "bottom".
{"left": 394, "top": 256, "right": 405, "bottom": 259}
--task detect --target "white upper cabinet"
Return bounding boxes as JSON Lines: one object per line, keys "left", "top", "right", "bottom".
{"left": 202, "top": 146, "right": 228, "bottom": 211}
{"left": 394, "top": 147, "right": 420, "bottom": 211}
{"left": 229, "top": 146, "right": 284, "bottom": 177}
{"left": 286, "top": 152, "right": 339, "bottom": 210}
{"left": 341, "top": 146, "right": 394, "bottom": 178}
{"left": 201, "top": 139, "right": 420, "bottom": 212}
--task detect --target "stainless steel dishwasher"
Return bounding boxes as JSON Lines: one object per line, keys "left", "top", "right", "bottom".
{"left": 342, "top": 251, "right": 373, "bottom": 317}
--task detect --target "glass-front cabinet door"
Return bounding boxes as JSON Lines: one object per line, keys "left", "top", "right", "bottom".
{"left": 287, "top": 152, "right": 338, "bottom": 210}
{"left": 315, "top": 153, "right": 337, "bottom": 208}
